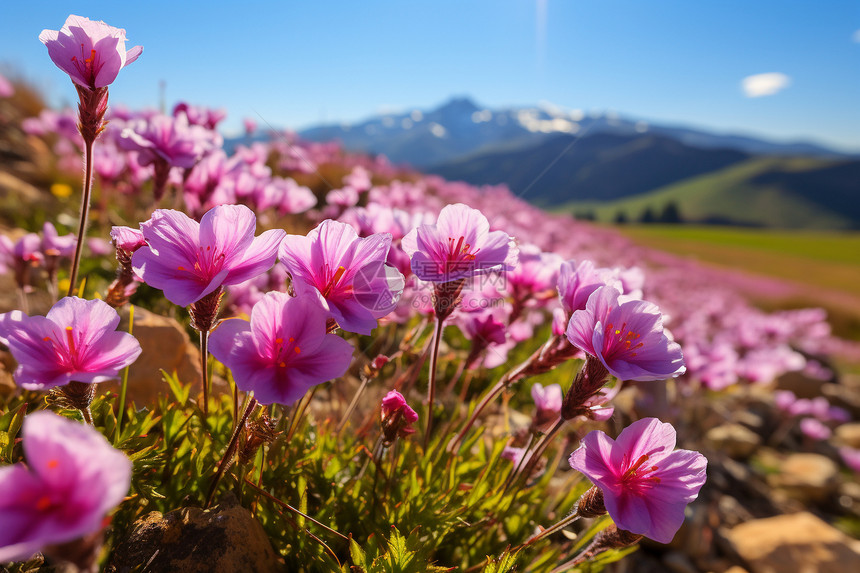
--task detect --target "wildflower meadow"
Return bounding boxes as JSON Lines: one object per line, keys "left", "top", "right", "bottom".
{"left": 1, "top": 14, "right": 859, "bottom": 573}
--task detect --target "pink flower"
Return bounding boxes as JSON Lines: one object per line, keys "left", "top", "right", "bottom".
{"left": 39, "top": 15, "right": 142, "bottom": 90}
{"left": 119, "top": 113, "right": 219, "bottom": 169}
{"left": 279, "top": 220, "right": 404, "bottom": 335}
{"left": 531, "top": 383, "right": 563, "bottom": 415}
{"left": 557, "top": 260, "right": 618, "bottom": 317}
{"left": 132, "top": 205, "right": 285, "bottom": 307}
{"left": 173, "top": 102, "right": 227, "bottom": 130}
{"left": 40, "top": 222, "right": 76, "bottom": 259}
{"left": 110, "top": 226, "right": 147, "bottom": 254}
{"left": 505, "top": 245, "right": 562, "bottom": 308}
{"left": 401, "top": 203, "right": 518, "bottom": 283}
{"left": 532, "top": 382, "right": 563, "bottom": 427}
{"left": 799, "top": 417, "right": 832, "bottom": 441}
{"left": 208, "top": 292, "right": 353, "bottom": 406}
{"left": 501, "top": 446, "right": 529, "bottom": 467}
{"left": 580, "top": 383, "right": 619, "bottom": 422}
{"left": 566, "top": 286, "right": 685, "bottom": 381}
{"left": 0, "top": 73, "right": 14, "bottom": 98}
{"left": 840, "top": 447, "right": 860, "bottom": 473}
{"left": 569, "top": 418, "right": 707, "bottom": 543}
{"left": 0, "top": 297, "right": 141, "bottom": 391}
{"left": 381, "top": 390, "right": 419, "bottom": 440}
{"left": 0, "top": 411, "right": 131, "bottom": 562}
{"left": 774, "top": 390, "right": 797, "bottom": 413}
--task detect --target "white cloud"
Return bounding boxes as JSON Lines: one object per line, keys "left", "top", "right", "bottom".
{"left": 742, "top": 72, "right": 791, "bottom": 98}
{"left": 853, "top": 29, "right": 860, "bottom": 43}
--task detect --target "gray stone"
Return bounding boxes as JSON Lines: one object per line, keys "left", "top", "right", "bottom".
{"left": 106, "top": 497, "right": 281, "bottom": 573}
{"left": 769, "top": 453, "right": 839, "bottom": 503}
{"left": 835, "top": 423, "right": 860, "bottom": 449}
{"left": 723, "top": 512, "right": 860, "bottom": 573}
{"left": 705, "top": 423, "right": 761, "bottom": 459}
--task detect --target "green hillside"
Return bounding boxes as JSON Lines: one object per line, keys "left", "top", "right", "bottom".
{"left": 559, "top": 157, "right": 860, "bottom": 229}
{"left": 616, "top": 224, "right": 860, "bottom": 338}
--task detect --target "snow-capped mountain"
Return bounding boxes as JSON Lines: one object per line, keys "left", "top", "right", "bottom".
{"left": 297, "top": 97, "right": 847, "bottom": 168}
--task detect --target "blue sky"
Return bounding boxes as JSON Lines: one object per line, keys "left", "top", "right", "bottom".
{"left": 2, "top": 1, "right": 859, "bottom": 150}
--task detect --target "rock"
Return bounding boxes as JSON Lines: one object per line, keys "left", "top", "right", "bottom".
{"left": 106, "top": 497, "right": 281, "bottom": 573}
{"left": 705, "top": 424, "right": 761, "bottom": 459}
{"left": 718, "top": 495, "right": 754, "bottom": 528}
{"left": 835, "top": 423, "right": 860, "bottom": 449}
{"left": 775, "top": 371, "right": 826, "bottom": 399}
{"left": 769, "top": 453, "right": 839, "bottom": 503}
{"left": 723, "top": 512, "right": 860, "bottom": 573}
{"left": 822, "top": 383, "right": 860, "bottom": 418}
{"left": 838, "top": 481, "right": 860, "bottom": 514}
{"left": 731, "top": 410, "right": 765, "bottom": 432}
{"left": 114, "top": 307, "right": 201, "bottom": 405}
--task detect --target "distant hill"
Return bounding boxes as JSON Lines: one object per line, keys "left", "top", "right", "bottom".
{"left": 557, "top": 157, "right": 860, "bottom": 230}
{"left": 426, "top": 132, "right": 751, "bottom": 205}
{"left": 293, "top": 97, "right": 849, "bottom": 168}
{"left": 224, "top": 97, "right": 859, "bottom": 229}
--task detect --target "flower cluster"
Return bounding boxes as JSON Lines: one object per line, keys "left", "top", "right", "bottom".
{"left": 5, "top": 12, "right": 860, "bottom": 571}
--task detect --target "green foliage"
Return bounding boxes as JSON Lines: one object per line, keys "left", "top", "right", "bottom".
{"left": 0, "top": 328, "right": 636, "bottom": 572}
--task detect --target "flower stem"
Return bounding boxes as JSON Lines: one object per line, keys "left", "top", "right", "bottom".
{"left": 115, "top": 305, "right": 134, "bottom": 442}
{"left": 336, "top": 373, "right": 371, "bottom": 436}
{"left": 206, "top": 397, "right": 257, "bottom": 508}
{"left": 200, "top": 329, "right": 210, "bottom": 417}
{"left": 16, "top": 287, "right": 29, "bottom": 315}
{"left": 447, "top": 336, "right": 565, "bottom": 454}
{"left": 80, "top": 404, "right": 94, "bottom": 426}
{"left": 424, "top": 315, "right": 445, "bottom": 450}
{"left": 443, "top": 353, "right": 469, "bottom": 395}
{"left": 502, "top": 431, "right": 538, "bottom": 493}
{"left": 67, "top": 138, "right": 95, "bottom": 297}
{"left": 522, "top": 509, "right": 583, "bottom": 547}
{"left": 510, "top": 417, "right": 565, "bottom": 492}
{"left": 244, "top": 478, "right": 349, "bottom": 542}
{"left": 285, "top": 386, "right": 317, "bottom": 443}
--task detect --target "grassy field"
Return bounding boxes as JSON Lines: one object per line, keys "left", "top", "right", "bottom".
{"left": 558, "top": 157, "right": 855, "bottom": 230}
{"left": 617, "top": 224, "right": 860, "bottom": 338}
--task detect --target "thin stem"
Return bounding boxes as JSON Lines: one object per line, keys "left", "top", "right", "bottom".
{"left": 510, "top": 418, "right": 565, "bottom": 492}
{"left": 443, "top": 354, "right": 468, "bottom": 395}
{"left": 233, "top": 378, "right": 239, "bottom": 432}
{"left": 16, "top": 287, "right": 29, "bottom": 315}
{"left": 503, "top": 431, "right": 538, "bottom": 493}
{"left": 80, "top": 405, "right": 94, "bottom": 426}
{"left": 200, "top": 329, "right": 209, "bottom": 417}
{"left": 336, "top": 374, "right": 371, "bottom": 436}
{"left": 285, "top": 387, "right": 317, "bottom": 443}
{"left": 424, "top": 316, "right": 445, "bottom": 450}
{"left": 446, "top": 342, "right": 546, "bottom": 454}
{"left": 115, "top": 304, "right": 134, "bottom": 441}
{"left": 67, "top": 138, "right": 95, "bottom": 297}
{"left": 521, "top": 510, "right": 583, "bottom": 548}
{"left": 206, "top": 397, "right": 257, "bottom": 508}
{"left": 244, "top": 478, "right": 349, "bottom": 542}
{"left": 446, "top": 376, "right": 507, "bottom": 454}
